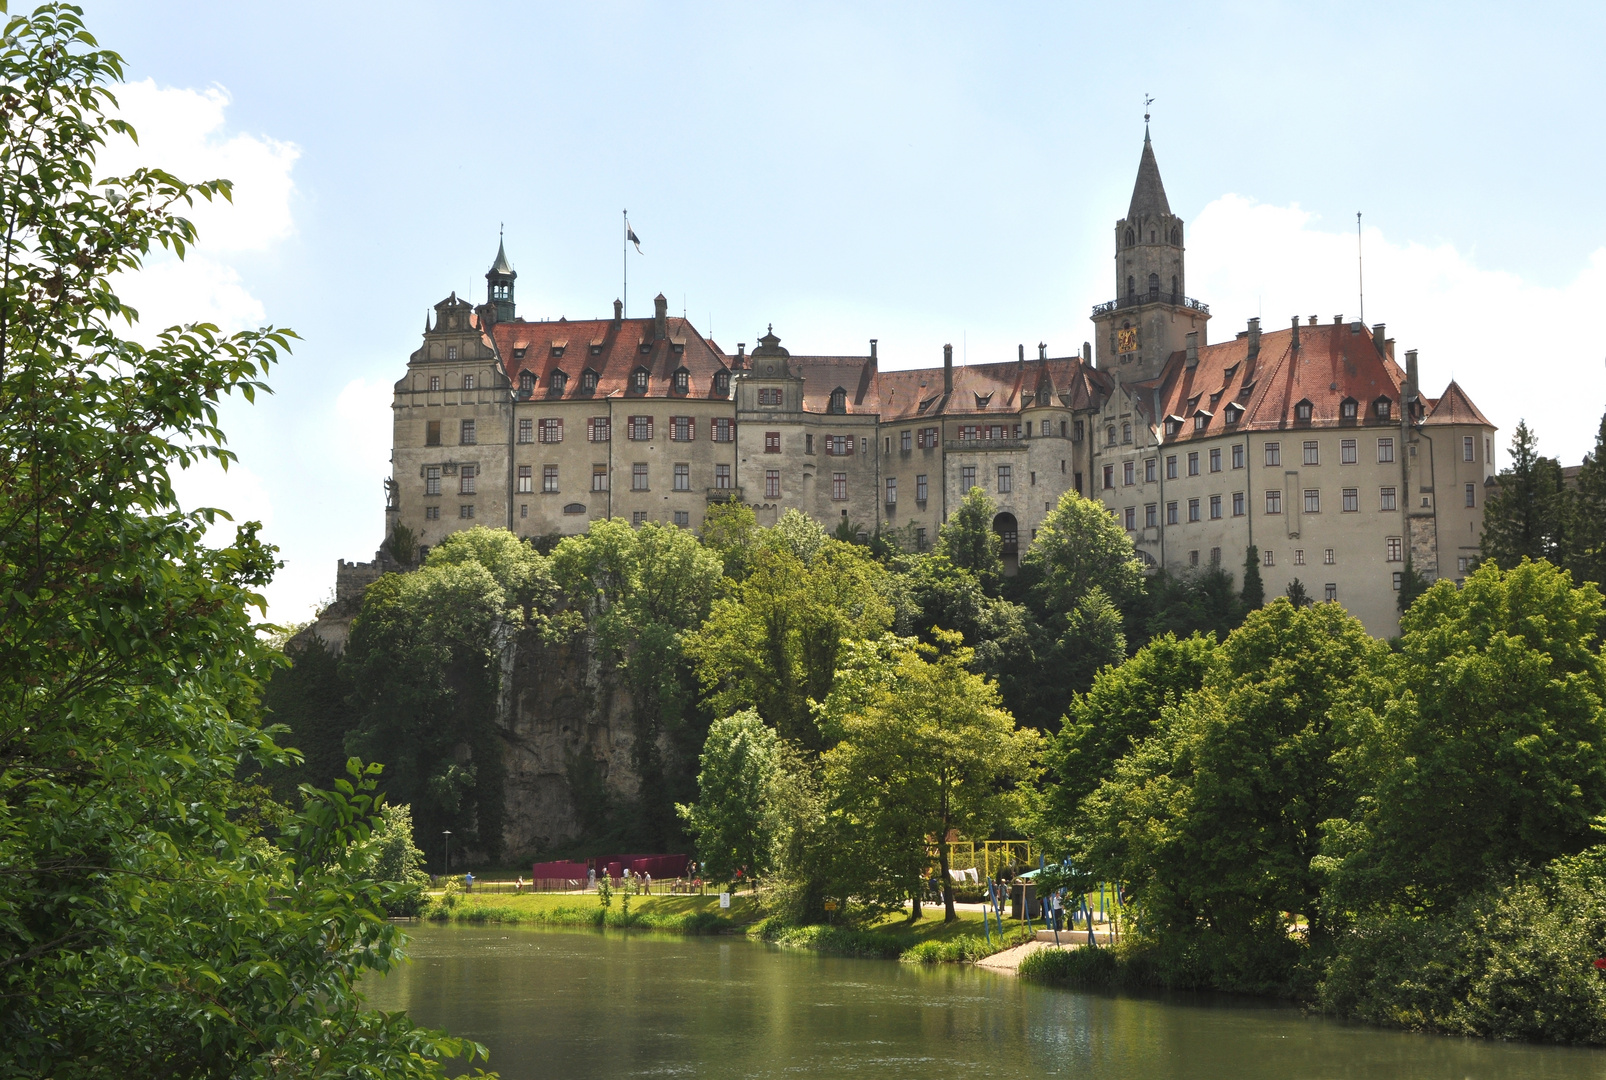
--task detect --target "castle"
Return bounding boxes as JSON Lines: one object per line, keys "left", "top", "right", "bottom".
{"left": 381, "top": 129, "right": 1494, "bottom": 637}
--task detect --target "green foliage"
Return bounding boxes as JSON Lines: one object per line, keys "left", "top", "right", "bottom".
{"left": 359, "top": 802, "right": 432, "bottom": 917}
{"left": 0, "top": 9, "right": 482, "bottom": 1073}
{"left": 1320, "top": 560, "right": 1606, "bottom": 915}
{"left": 761, "top": 741, "right": 844, "bottom": 924}
{"left": 1567, "top": 407, "right": 1606, "bottom": 589}
{"left": 1131, "top": 567, "right": 1248, "bottom": 647}
{"left": 1284, "top": 577, "right": 1311, "bottom": 608}
{"left": 1022, "top": 490, "right": 1146, "bottom": 613}
{"left": 1480, "top": 419, "right": 1569, "bottom": 569}
{"left": 1059, "top": 586, "right": 1128, "bottom": 694}
{"left": 1241, "top": 546, "right": 1265, "bottom": 608}
{"left": 937, "top": 486, "right": 1003, "bottom": 584}
{"left": 676, "top": 709, "right": 779, "bottom": 882}
{"left": 1396, "top": 554, "right": 1430, "bottom": 614}
{"left": 700, "top": 497, "right": 761, "bottom": 581}
{"left": 386, "top": 521, "right": 418, "bottom": 565}
{"left": 259, "top": 635, "right": 356, "bottom": 803}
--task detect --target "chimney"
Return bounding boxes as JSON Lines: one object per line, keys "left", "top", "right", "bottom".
{"left": 1246, "top": 317, "right": 1260, "bottom": 360}
{"left": 1018, "top": 344, "right": 1025, "bottom": 363}
{"left": 1038, "top": 342, "right": 1047, "bottom": 361}
{"left": 1291, "top": 315, "right": 1300, "bottom": 353}
{"left": 1083, "top": 341, "right": 1092, "bottom": 363}
{"left": 1372, "top": 323, "right": 1387, "bottom": 357}
{"left": 943, "top": 344, "right": 953, "bottom": 395}
{"left": 869, "top": 339, "right": 878, "bottom": 362}
{"left": 736, "top": 342, "right": 746, "bottom": 369}
{"left": 653, "top": 294, "right": 668, "bottom": 340}
{"left": 1185, "top": 331, "right": 1199, "bottom": 368}
{"left": 1333, "top": 314, "right": 1344, "bottom": 325}
{"left": 1308, "top": 315, "right": 1317, "bottom": 326}
{"left": 612, "top": 298, "right": 622, "bottom": 329}
{"left": 1405, "top": 348, "right": 1419, "bottom": 401}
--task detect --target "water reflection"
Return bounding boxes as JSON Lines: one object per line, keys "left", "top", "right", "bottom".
{"left": 365, "top": 924, "right": 1604, "bottom": 1079}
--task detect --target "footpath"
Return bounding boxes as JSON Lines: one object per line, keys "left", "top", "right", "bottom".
{"left": 976, "top": 928, "right": 1117, "bottom": 974}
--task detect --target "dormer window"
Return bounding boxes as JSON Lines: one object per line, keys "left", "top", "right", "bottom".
{"left": 1194, "top": 412, "right": 1211, "bottom": 431}
{"left": 672, "top": 342, "right": 685, "bottom": 354}
{"left": 713, "top": 370, "right": 730, "bottom": 397}
{"left": 1374, "top": 397, "right": 1392, "bottom": 419}
{"left": 632, "top": 368, "right": 649, "bottom": 392}
{"left": 513, "top": 347, "right": 528, "bottom": 360}
{"left": 518, "top": 371, "right": 535, "bottom": 394}
{"left": 1295, "top": 399, "right": 1313, "bottom": 422}
{"left": 828, "top": 387, "right": 847, "bottom": 414}
{"left": 582, "top": 369, "right": 599, "bottom": 392}
{"left": 549, "top": 370, "right": 567, "bottom": 396}
{"left": 639, "top": 342, "right": 652, "bottom": 353}
{"left": 1340, "top": 398, "right": 1358, "bottom": 420}
{"left": 589, "top": 344, "right": 603, "bottom": 356}
{"left": 550, "top": 345, "right": 565, "bottom": 358}
{"left": 1164, "top": 416, "right": 1182, "bottom": 437}
{"left": 672, "top": 367, "right": 690, "bottom": 393}
{"left": 1225, "top": 402, "right": 1242, "bottom": 425}
{"left": 974, "top": 392, "right": 993, "bottom": 410}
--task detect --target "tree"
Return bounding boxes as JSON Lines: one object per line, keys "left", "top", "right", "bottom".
{"left": 700, "top": 497, "right": 760, "bottom": 581}
{"left": 1079, "top": 601, "right": 1377, "bottom": 991}
{"left": 1131, "top": 566, "right": 1247, "bottom": 647}
{"left": 676, "top": 710, "right": 778, "bottom": 883}
{"left": 0, "top": 9, "right": 480, "bottom": 1072}
{"left": 937, "top": 486, "right": 1003, "bottom": 585}
{"left": 1241, "top": 545, "right": 1265, "bottom": 608}
{"left": 1566, "top": 407, "right": 1606, "bottom": 589}
{"left": 822, "top": 633, "right": 1041, "bottom": 922}
{"left": 1320, "top": 560, "right": 1606, "bottom": 915}
{"left": 1285, "top": 577, "right": 1311, "bottom": 608}
{"left": 259, "top": 636, "right": 356, "bottom": 804}
{"left": 1059, "top": 585, "right": 1128, "bottom": 694}
{"left": 1480, "top": 419, "right": 1568, "bottom": 569}
{"left": 1022, "top": 490, "right": 1146, "bottom": 616}
{"left": 1396, "top": 554, "right": 1430, "bottom": 614}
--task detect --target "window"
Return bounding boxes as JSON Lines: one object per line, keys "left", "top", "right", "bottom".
{"left": 1378, "top": 437, "right": 1395, "bottom": 463}
{"left": 425, "top": 505, "right": 440, "bottom": 520}
{"left": 829, "top": 388, "right": 847, "bottom": 413}
{"left": 765, "top": 470, "right": 780, "bottom": 498}
{"left": 1459, "top": 556, "right": 1471, "bottom": 573}
{"left": 1102, "top": 465, "right": 1114, "bottom": 490}
{"left": 1232, "top": 443, "right": 1244, "bottom": 469}
{"left": 1166, "top": 501, "right": 1178, "bottom": 525}
{"left": 673, "top": 369, "right": 689, "bottom": 393}
{"left": 1381, "top": 486, "right": 1397, "bottom": 511}
{"left": 1341, "top": 438, "right": 1357, "bottom": 464}
{"left": 885, "top": 477, "right": 897, "bottom": 504}
{"left": 1324, "top": 548, "right": 1335, "bottom": 565}
{"left": 764, "top": 430, "right": 781, "bottom": 453}
{"left": 1341, "top": 399, "right": 1358, "bottom": 420}
{"left": 671, "top": 416, "right": 694, "bottom": 441}
{"left": 629, "top": 415, "right": 653, "bottom": 441}
{"left": 426, "top": 374, "right": 442, "bottom": 392}
{"left": 1265, "top": 442, "right": 1281, "bottom": 467}
{"left": 1041, "top": 420, "right": 1051, "bottom": 437}
{"left": 1194, "top": 413, "right": 1210, "bottom": 432}
{"left": 1295, "top": 400, "right": 1312, "bottom": 421}
{"left": 539, "top": 418, "right": 562, "bottom": 443}
{"left": 714, "top": 464, "right": 731, "bottom": 490}
{"left": 632, "top": 511, "right": 647, "bottom": 527}
{"left": 827, "top": 434, "right": 852, "bottom": 456}
{"left": 965, "top": 465, "right": 979, "bottom": 490}
{"left": 758, "top": 387, "right": 782, "bottom": 406}
{"left": 462, "top": 373, "right": 474, "bottom": 390}
{"left": 998, "top": 465, "right": 1013, "bottom": 493}
{"left": 1123, "top": 461, "right": 1134, "bottom": 486}
{"left": 1145, "top": 458, "right": 1157, "bottom": 483}
{"left": 1124, "top": 507, "right": 1136, "bottom": 530}
{"left": 459, "top": 504, "right": 474, "bottom": 519}
{"left": 517, "top": 465, "right": 533, "bottom": 493}
{"left": 592, "top": 465, "right": 609, "bottom": 491}
{"left": 1145, "top": 504, "right": 1157, "bottom": 528}
{"left": 632, "top": 369, "right": 649, "bottom": 392}
{"left": 712, "top": 418, "right": 734, "bottom": 443}
{"left": 900, "top": 430, "right": 912, "bottom": 452}
{"left": 1304, "top": 489, "right": 1320, "bottom": 514}
{"left": 543, "top": 465, "right": 559, "bottom": 493}
{"left": 1465, "top": 482, "right": 1476, "bottom": 508}
{"left": 447, "top": 346, "right": 458, "bottom": 361}
{"left": 1122, "top": 422, "right": 1132, "bottom": 444}
{"left": 1209, "top": 448, "right": 1221, "bottom": 472}
{"left": 549, "top": 371, "right": 567, "bottom": 395}
{"left": 1303, "top": 441, "right": 1319, "bottom": 465}
{"left": 1375, "top": 398, "right": 1392, "bottom": 419}
{"left": 459, "top": 464, "right": 476, "bottom": 495}
{"left": 632, "top": 463, "right": 649, "bottom": 491}
{"left": 806, "top": 434, "right": 814, "bottom": 454}
{"left": 832, "top": 472, "right": 848, "bottom": 501}
{"left": 1294, "top": 548, "right": 1306, "bottom": 566}
{"left": 1106, "top": 426, "right": 1117, "bottom": 446}
{"left": 583, "top": 369, "right": 599, "bottom": 392}
{"left": 1189, "top": 549, "right": 1200, "bottom": 567}
{"left": 1325, "top": 583, "right": 1338, "bottom": 602}
{"left": 426, "top": 420, "right": 441, "bottom": 447}
{"left": 517, "top": 418, "right": 533, "bottom": 444}
{"left": 673, "top": 510, "right": 690, "bottom": 527}
{"left": 1463, "top": 435, "right": 1475, "bottom": 462}
{"left": 1387, "top": 536, "right": 1403, "bottom": 562}
{"left": 1210, "top": 547, "right": 1222, "bottom": 567}
{"left": 1209, "top": 494, "right": 1222, "bottom": 519}
{"left": 425, "top": 465, "right": 441, "bottom": 496}
{"left": 1266, "top": 490, "right": 1282, "bottom": 514}
{"left": 714, "top": 371, "right": 730, "bottom": 397}
{"left": 1166, "top": 455, "right": 1178, "bottom": 480}
{"left": 1188, "top": 452, "right": 1200, "bottom": 476}
{"left": 1486, "top": 437, "right": 1492, "bottom": 464}
{"left": 674, "top": 464, "right": 690, "bottom": 491}
{"left": 1342, "top": 487, "right": 1359, "bottom": 512}
{"left": 1232, "top": 491, "right": 1245, "bottom": 517}
{"left": 460, "top": 419, "right": 476, "bottom": 445}
{"left": 1392, "top": 571, "right": 1404, "bottom": 591}
{"left": 918, "top": 427, "right": 939, "bottom": 449}
{"left": 1263, "top": 549, "right": 1275, "bottom": 567}
{"left": 916, "top": 474, "right": 928, "bottom": 503}
{"left": 1188, "top": 497, "right": 1201, "bottom": 523}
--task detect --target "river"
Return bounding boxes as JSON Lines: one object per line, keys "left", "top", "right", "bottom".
{"left": 364, "top": 924, "right": 1604, "bottom": 1078}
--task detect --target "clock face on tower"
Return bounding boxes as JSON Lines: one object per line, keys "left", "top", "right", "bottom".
{"left": 1116, "top": 326, "right": 1139, "bottom": 353}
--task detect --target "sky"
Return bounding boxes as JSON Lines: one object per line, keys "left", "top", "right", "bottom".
{"left": 80, "top": 1, "right": 1606, "bottom": 624}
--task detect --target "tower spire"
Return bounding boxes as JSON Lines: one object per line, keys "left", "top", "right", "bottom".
{"left": 1127, "top": 123, "right": 1171, "bottom": 220}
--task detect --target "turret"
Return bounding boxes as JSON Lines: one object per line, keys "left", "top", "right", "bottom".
{"left": 485, "top": 236, "right": 516, "bottom": 323}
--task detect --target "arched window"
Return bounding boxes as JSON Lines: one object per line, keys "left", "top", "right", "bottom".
{"left": 1122, "top": 422, "right": 1132, "bottom": 444}
{"left": 829, "top": 387, "right": 847, "bottom": 414}
{"left": 1171, "top": 226, "right": 1181, "bottom": 245}
{"left": 1150, "top": 230, "right": 1156, "bottom": 242}
{"left": 1147, "top": 273, "right": 1160, "bottom": 298}
{"left": 1126, "top": 276, "right": 1136, "bottom": 298}
{"left": 1125, "top": 228, "right": 1135, "bottom": 247}
{"left": 1106, "top": 425, "right": 1117, "bottom": 446}
{"left": 1171, "top": 275, "right": 1178, "bottom": 298}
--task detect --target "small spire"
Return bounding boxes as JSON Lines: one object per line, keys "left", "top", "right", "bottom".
{"left": 1127, "top": 123, "right": 1171, "bottom": 221}
{"left": 490, "top": 235, "right": 514, "bottom": 276}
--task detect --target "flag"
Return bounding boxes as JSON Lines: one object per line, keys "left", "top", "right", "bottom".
{"left": 627, "top": 221, "right": 642, "bottom": 253}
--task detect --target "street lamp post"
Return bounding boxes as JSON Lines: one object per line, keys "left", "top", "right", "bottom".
{"left": 442, "top": 830, "right": 452, "bottom": 876}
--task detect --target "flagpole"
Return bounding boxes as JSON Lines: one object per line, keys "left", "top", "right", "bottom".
{"left": 622, "top": 208, "right": 628, "bottom": 318}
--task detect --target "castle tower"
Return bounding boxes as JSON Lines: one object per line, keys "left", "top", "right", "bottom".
{"left": 1090, "top": 128, "right": 1209, "bottom": 380}
{"left": 485, "top": 235, "right": 516, "bottom": 323}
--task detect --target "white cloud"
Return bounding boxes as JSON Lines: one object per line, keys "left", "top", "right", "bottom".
{"left": 1189, "top": 195, "right": 1606, "bottom": 465}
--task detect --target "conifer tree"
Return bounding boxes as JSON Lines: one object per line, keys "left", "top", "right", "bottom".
{"left": 1241, "top": 545, "right": 1265, "bottom": 608}
{"left": 1566, "top": 408, "right": 1606, "bottom": 589}
{"left": 1480, "top": 420, "right": 1568, "bottom": 569}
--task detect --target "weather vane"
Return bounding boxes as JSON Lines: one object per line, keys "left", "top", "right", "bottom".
{"left": 1144, "top": 94, "right": 1155, "bottom": 124}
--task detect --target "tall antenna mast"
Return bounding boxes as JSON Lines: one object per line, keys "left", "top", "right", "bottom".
{"left": 1357, "top": 211, "right": 1365, "bottom": 326}
{"left": 622, "top": 209, "right": 628, "bottom": 319}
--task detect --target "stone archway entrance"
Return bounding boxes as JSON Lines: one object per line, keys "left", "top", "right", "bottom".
{"left": 993, "top": 512, "right": 1019, "bottom": 575}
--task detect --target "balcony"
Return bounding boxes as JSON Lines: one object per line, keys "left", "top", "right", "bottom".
{"left": 706, "top": 487, "right": 744, "bottom": 502}
{"left": 1092, "top": 292, "right": 1210, "bottom": 317}
{"left": 944, "top": 439, "right": 1026, "bottom": 453}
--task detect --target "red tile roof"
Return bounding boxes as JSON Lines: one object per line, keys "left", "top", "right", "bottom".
{"left": 1424, "top": 379, "right": 1493, "bottom": 427}
{"left": 490, "top": 316, "right": 731, "bottom": 401}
